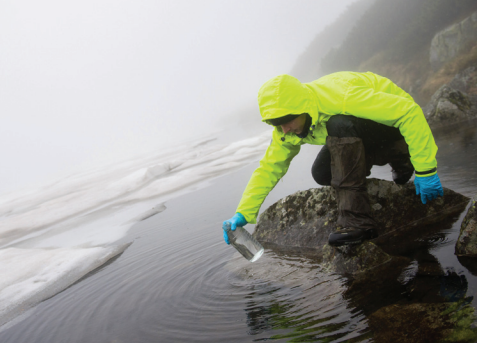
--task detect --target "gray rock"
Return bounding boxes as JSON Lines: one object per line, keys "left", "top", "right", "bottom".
{"left": 423, "top": 84, "right": 476, "bottom": 127}
{"left": 448, "top": 66, "right": 477, "bottom": 93}
{"left": 253, "top": 178, "right": 469, "bottom": 276}
{"left": 321, "top": 241, "right": 391, "bottom": 275}
{"left": 253, "top": 185, "right": 338, "bottom": 251}
{"left": 254, "top": 178, "right": 469, "bottom": 252}
{"left": 456, "top": 197, "right": 477, "bottom": 256}
{"left": 430, "top": 11, "right": 477, "bottom": 70}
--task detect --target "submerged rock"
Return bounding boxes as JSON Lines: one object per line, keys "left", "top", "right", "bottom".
{"left": 368, "top": 301, "right": 477, "bottom": 343}
{"left": 455, "top": 197, "right": 477, "bottom": 257}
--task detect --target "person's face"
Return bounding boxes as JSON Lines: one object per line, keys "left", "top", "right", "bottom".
{"left": 280, "top": 114, "right": 307, "bottom": 135}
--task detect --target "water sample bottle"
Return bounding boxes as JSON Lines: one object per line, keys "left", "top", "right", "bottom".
{"left": 226, "top": 226, "right": 264, "bottom": 262}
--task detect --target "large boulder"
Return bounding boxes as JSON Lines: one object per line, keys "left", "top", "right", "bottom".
{"left": 423, "top": 67, "right": 477, "bottom": 127}
{"left": 455, "top": 197, "right": 477, "bottom": 256}
{"left": 254, "top": 179, "right": 469, "bottom": 252}
{"left": 423, "top": 85, "right": 475, "bottom": 126}
{"left": 253, "top": 179, "right": 469, "bottom": 275}
{"left": 430, "top": 11, "right": 477, "bottom": 70}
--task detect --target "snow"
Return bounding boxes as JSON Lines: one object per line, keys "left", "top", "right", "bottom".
{"left": 0, "top": 130, "right": 272, "bottom": 326}
{"left": 0, "top": 245, "right": 129, "bottom": 327}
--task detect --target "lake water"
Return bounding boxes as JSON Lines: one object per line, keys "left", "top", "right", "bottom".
{"left": 0, "top": 119, "right": 476, "bottom": 342}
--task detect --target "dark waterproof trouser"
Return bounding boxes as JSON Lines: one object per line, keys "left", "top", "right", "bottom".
{"left": 311, "top": 115, "right": 412, "bottom": 229}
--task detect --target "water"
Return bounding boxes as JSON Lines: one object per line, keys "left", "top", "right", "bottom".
{"left": 0, "top": 119, "right": 476, "bottom": 342}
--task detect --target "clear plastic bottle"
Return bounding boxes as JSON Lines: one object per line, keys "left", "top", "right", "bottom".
{"left": 226, "top": 226, "right": 264, "bottom": 262}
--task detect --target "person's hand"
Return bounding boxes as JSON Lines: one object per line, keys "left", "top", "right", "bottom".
{"left": 414, "top": 173, "right": 444, "bottom": 204}
{"left": 222, "top": 213, "right": 247, "bottom": 244}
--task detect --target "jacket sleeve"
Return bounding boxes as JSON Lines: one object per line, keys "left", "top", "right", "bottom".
{"left": 343, "top": 84, "right": 438, "bottom": 175}
{"left": 236, "top": 130, "right": 301, "bottom": 224}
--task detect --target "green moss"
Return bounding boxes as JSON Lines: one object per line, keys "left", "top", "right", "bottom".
{"left": 441, "top": 300, "right": 477, "bottom": 342}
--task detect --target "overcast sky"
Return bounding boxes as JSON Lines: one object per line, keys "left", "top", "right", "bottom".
{"left": 0, "top": 0, "right": 358, "bottom": 195}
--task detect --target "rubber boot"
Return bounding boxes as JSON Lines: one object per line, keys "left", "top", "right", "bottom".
{"left": 326, "top": 136, "right": 378, "bottom": 246}
{"left": 388, "top": 139, "right": 414, "bottom": 185}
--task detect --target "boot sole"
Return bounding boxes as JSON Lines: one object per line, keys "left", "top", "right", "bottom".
{"left": 328, "top": 228, "right": 378, "bottom": 247}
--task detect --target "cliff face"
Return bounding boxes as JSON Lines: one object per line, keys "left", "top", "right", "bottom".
{"left": 319, "top": 0, "right": 477, "bottom": 74}
{"left": 430, "top": 12, "right": 477, "bottom": 70}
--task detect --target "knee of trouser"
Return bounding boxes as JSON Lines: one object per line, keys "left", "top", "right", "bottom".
{"left": 390, "top": 155, "right": 414, "bottom": 172}
{"left": 325, "top": 115, "right": 358, "bottom": 138}
{"left": 311, "top": 165, "right": 331, "bottom": 186}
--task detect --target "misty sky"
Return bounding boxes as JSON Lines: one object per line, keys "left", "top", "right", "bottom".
{"left": 0, "top": 0, "right": 357, "bottom": 195}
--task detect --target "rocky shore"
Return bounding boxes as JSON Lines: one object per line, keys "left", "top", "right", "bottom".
{"left": 252, "top": 179, "right": 477, "bottom": 342}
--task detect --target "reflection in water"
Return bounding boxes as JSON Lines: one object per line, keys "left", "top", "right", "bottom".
{"left": 238, "top": 205, "right": 477, "bottom": 341}
{"left": 227, "top": 251, "right": 371, "bottom": 342}
{"left": 244, "top": 296, "right": 365, "bottom": 342}
{"left": 440, "top": 269, "right": 472, "bottom": 303}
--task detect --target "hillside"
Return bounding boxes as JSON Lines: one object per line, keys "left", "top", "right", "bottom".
{"left": 289, "top": 0, "right": 375, "bottom": 82}
{"left": 301, "top": 0, "right": 477, "bottom": 105}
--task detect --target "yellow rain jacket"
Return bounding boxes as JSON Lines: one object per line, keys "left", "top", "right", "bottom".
{"left": 236, "top": 71, "right": 438, "bottom": 223}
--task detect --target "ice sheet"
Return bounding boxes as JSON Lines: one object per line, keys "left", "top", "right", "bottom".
{"left": 0, "top": 131, "right": 272, "bottom": 326}
{"left": 0, "top": 244, "right": 130, "bottom": 327}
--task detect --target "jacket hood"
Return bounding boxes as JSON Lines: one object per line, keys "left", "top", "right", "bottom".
{"left": 258, "top": 74, "right": 317, "bottom": 125}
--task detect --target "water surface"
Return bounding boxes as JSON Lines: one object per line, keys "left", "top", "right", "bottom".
{"left": 1, "top": 119, "right": 476, "bottom": 342}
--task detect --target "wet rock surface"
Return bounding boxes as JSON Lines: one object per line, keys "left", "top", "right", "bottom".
{"left": 423, "top": 67, "right": 477, "bottom": 127}
{"left": 253, "top": 178, "right": 469, "bottom": 281}
{"left": 456, "top": 197, "right": 477, "bottom": 257}
{"left": 254, "top": 185, "right": 338, "bottom": 251}
{"left": 321, "top": 241, "right": 391, "bottom": 275}
{"left": 254, "top": 178, "right": 469, "bottom": 256}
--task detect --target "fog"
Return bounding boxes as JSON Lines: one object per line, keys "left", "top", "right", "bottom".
{"left": 0, "top": 0, "right": 358, "bottom": 195}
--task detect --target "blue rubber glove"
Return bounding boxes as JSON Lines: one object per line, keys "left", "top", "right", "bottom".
{"left": 414, "top": 173, "right": 444, "bottom": 204}
{"left": 222, "top": 213, "right": 247, "bottom": 244}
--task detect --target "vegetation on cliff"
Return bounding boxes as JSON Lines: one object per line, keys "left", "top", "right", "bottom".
{"left": 298, "top": 0, "right": 477, "bottom": 105}
{"left": 321, "top": 0, "right": 477, "bottom": 73}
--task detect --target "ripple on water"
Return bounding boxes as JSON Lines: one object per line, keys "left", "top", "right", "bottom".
{"left": 219, "top": 251, "right": 371, "bottom": 342}
{"left": 0, "top": 232, "right": 373, "bottom": 343}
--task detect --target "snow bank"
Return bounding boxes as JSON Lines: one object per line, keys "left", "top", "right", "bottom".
{"left": 0, "top": 131, "right": 272, "bottom": 326}
{"left": 0, "top": 244, "right": 130, "bottom": 327}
